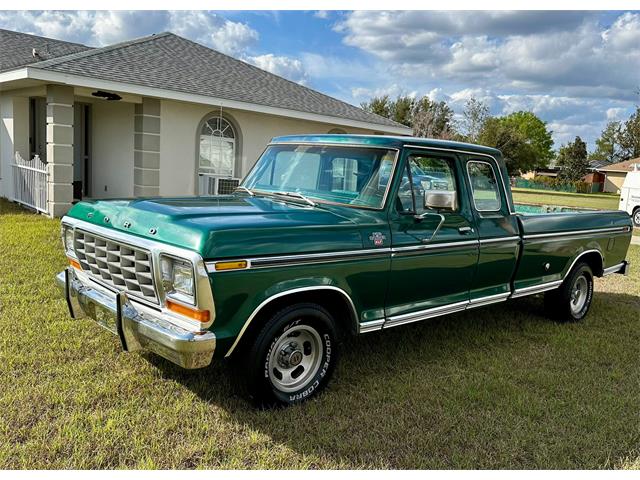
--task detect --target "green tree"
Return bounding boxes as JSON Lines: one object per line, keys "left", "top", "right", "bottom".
{"left": 360, "top": 94, "right": 416, "bottom": 127}
{"left": 500, "top": 111, "right": 555, "bottom": 167}
{"left": 461, "top": 97, "right": 490, "bottom": 143}
{"left": 360, "top": 95, "right": 392, "bottom": 120}
{"left": 391, "top": 95, "right": 415, "bottom": 127}
{"left": 589, "top": 121, "right": 623, "bottom": 164}
{"left": 619, "top": 107, "right": 640, "bottom": 160}
{"left": 557, "top": 136, "right": 589, "bottom": 182}
{"left": 477, "top": 117, "right": 538, "bottom": 174}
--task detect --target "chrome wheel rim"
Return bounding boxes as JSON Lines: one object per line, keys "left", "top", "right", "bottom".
{"left": 268, "top": 324, "right": 323, "bottom": 393}
{"left": 570, "top": 275, "right": 588, "bottom": 314}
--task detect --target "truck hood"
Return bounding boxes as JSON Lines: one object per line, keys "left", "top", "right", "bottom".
{"left": 66, "top": 195, "right": 374, "bottom": 259}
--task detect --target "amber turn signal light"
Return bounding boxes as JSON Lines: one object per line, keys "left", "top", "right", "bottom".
{"left": 68, "top": 258, "right": 81, "bottom": 270}
{"left": 166, "top": 300, "right": 210, "bottom": 322}
{"left": 214, "top": 260, "right": 248, "bottom": 271}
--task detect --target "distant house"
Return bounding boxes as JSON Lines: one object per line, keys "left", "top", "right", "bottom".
{"left": 520, "top": 160, "right": 608, "bottom": 193}
{"left": 0, "top": 28, "right": 410, "bottom": 217}
{"left": 520, "top": 166, "right": 559, "bottom": 180}
{"left": 597, "top": 158, "right": 640, "bottom": 193}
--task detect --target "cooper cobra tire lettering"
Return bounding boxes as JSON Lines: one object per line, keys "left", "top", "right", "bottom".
{"left": 287, "top": 334, "right": 333, "bottom": 401}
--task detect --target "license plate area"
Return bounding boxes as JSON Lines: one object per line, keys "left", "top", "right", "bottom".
{"left": 88, "top": 300, "right": 119, "bottom": 335}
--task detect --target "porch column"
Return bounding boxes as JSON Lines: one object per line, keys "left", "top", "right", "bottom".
{"left": 46, "top": 84, "right": 74, "bottom": 217}
{"left": 134, "top": 98, "right": 161, "bottom": 196}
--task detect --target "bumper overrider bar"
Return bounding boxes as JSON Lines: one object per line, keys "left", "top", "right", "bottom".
{"left": 56, "top": 268, "right": 216, "bottom": 369}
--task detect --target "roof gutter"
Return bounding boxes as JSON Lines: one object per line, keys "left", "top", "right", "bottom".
{"left": 0, "top": 67, "right": 411, "bottom": 135}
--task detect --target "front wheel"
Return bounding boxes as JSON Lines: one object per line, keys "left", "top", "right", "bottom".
{"left": 241, "top": 303, "right": 339, "bottom": 407}
{"left": 544, "top": 262, "right": 594, "bottom": 322}
{"left": 633, "top": 208, "right": 640, "bottom": 227}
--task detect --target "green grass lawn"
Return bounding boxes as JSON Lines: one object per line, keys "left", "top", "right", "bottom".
{"left": 1, "top": 197, "right": 639, "bottom": 469}
{"left": 512, "top": 188, "right": 620, "bottom": 210}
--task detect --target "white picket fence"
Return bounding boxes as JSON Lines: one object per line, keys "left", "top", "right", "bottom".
{"left": 11, "top": 152, "right": 48, "bottom": 214}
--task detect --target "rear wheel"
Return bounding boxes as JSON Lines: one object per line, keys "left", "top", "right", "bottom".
{"left": 633, "top": 207, "right": 640, "bottom": 227}
{"left": 240, "top": 303, "right": 338, "bottom": 407}
{"left": 544, "top": 262, "right": 594, "bottom": 322}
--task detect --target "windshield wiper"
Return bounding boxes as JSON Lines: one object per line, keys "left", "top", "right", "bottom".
{"left": 271, "top": 191, "right": 316, "bottom": 207}
{"left": 234, "top": 186, "right": 255, "bottom": 196}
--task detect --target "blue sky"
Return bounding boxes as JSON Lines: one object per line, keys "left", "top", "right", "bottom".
{"left": 1, "top": 10, "right": 639, "bottom": 149}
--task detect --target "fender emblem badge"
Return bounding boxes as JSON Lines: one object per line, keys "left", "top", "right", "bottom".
{"left": 369, "top": 232, "right": 386, "bottom": 247}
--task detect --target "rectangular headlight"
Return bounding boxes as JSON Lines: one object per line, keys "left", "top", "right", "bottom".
{"left": 172, "top": 262, "right": 194, "bottom": 296}
{"left": 160, "top": 255, "right": 195, "bottom": 304}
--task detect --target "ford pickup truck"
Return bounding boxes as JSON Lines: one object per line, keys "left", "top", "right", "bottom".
{"left": 56, "top": 134, "right": 633, "bottom": 405}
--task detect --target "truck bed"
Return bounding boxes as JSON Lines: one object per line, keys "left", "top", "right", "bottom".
{"left": 512, "top": 210, "right": 632, "bottom": 294}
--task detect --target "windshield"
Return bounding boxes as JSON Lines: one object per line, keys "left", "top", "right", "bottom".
{"left": 242, "top": 144, "right": 398, "bottom": 209}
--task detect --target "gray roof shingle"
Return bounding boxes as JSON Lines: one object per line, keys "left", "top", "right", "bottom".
{"left": 0, "top": 28, "right": 91, "bottom": 72}
{"left": 23, "top": 32, "right": 405, "bottom": 130}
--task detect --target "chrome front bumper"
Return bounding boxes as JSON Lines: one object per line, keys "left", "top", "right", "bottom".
{"left": 56, "top": 268, "right": 216, "bottom": 369}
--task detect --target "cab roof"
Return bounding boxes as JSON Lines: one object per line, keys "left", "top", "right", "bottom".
{"left": 270, "top": 134, "right": 502, "bottom": 157}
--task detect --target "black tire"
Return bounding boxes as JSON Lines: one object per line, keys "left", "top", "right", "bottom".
{"left": 633, "top": 208, "right": 640, "bottom": 227}
{"left": 241, "top": 303, "right": 338, "bottom": 407}
{"left": 544, "top": 262, "right": 594, "bottom": 322}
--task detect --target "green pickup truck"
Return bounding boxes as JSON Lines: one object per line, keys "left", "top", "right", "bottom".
{"left": 56, "top": 135, "right": 632, "bottom": 405}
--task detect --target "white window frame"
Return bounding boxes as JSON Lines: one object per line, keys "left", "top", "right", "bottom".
{"left": 198, "top": 117, "right": 236, "bottom": 178}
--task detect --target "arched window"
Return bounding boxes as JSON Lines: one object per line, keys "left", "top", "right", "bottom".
{"left": 199, "top": 116, "right": 236, "bottom": 177}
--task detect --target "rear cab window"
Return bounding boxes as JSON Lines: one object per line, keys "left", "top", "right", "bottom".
{"left": 467, "top": 160, "right": 502, "bottom": 212}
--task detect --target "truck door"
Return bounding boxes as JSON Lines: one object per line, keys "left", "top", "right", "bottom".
{"left": 462, "top": 155, "right": 520, "bottom": 304}
{"left": 385, "top": 148, "right": 479, "bottom": 328}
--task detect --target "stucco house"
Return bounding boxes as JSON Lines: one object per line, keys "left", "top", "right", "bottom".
{"left": 0, "top": 28, "right": 410, "bottom": 217}
{"left": 597, "top": 158, "right": 640, "bottom": 193}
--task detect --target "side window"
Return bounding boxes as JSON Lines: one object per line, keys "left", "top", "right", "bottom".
{"left": 467, "top": 160, "right": 501, "bottom": 211}
{"left": 397, "top": 154, "right": 458, "bottom": 214}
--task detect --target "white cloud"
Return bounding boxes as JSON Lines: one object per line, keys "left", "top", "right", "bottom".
{"left": 168, "top": 11, "right": 258, "bottom": 56}
{"left": 336, "top": 11, "right": 640, "bottom": 101}
{"left": 0, "top": 10, "right": 259, "bottom": 55}
{"left": 351, "top": 84, "right": 417, "bottom": 100}
{"left": 606, "top": 107, "right": 627, "bottom": 120}
{"left": 314, "top": 11, "right": 329, "bottom": 20}
{"left": 246, "top": 54, "right": 309, "bottom": 85}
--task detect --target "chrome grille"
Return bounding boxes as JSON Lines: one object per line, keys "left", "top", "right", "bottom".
{"left": 73, "top": 229, "right": 158, "bottom": 303}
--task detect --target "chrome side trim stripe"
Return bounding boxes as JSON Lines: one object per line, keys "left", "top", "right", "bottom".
{"left": 249, "top": 248, "right": 390, "bottom": 268}
{"left": 479, "top": 236, "right": 520, "bottom": 245}
{"left": 208, "top": 239, "right": 487, "bottom": 271}
{"left": 384, "top": 301, "right": 469, "bottom": 329}
{"left": 523, "top": 226, "right": 630, "bottom": 240}
{"left": 603, "top": 262, "right": 626, "bottom": 276}
{"left": 358, "top": 319, "right": 385, "bottom": 334}
{"left": 209, "top": 226, "right": 622, "bottom": 272}
{"left": 510, "top": 280, "right": 563, "bottom": 298}
{"left": 391, "top": 240, "right": 478, "bottom": 254}
{"left": 206, "top": 248, "right": 391, "bottom": 271}
{"left": 378, "top": 291, "right": 511, "bottom": 331}
{"left": 467, "top": 291, "right": 511, "bottom": 308}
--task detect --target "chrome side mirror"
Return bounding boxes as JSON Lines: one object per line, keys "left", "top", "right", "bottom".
{"left": 424, "top": 190, "right": 456, "bottom": 211}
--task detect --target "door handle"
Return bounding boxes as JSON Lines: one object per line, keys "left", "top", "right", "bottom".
{"left": 458, "top": 226, "right": 474, "bottom": 235}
